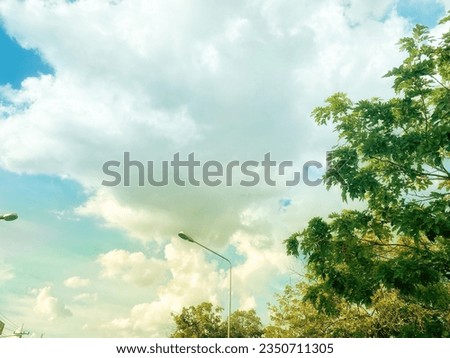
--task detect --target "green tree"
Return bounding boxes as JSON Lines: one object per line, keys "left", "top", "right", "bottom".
{"left": 266, "top": 282, "right": 450, "bottom": 337}
{"left": 228, "top": 309, "right": 265, "bottom": 338}
{"left": 170, "top": 302, "right": 223, "bottom": 338}
{"left": 170, "top": 302, "right": 264, "bottom": 338}
{"left": 284, "top": 15, "right": 450, "bottom": 337}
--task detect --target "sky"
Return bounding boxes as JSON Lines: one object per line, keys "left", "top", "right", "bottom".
{"left": 0, "top": 0, "right": 449, "bottom": 338}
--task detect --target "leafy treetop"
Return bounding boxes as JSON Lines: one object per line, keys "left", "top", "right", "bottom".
{"left": 284, "top": 14, "right": 450, "bottom": 337}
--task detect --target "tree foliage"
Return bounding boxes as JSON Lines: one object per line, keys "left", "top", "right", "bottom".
{"left": 283, "top": 15, "right": 450, "bottom": 337}
{"left": 228, "top": 308, "right": 265, "bottom": 338}
{"left": 266, "top": 282, "right": 450, "bottom": 337}
{"left": 170, "top": 302, "right": 264, "bottom": 338}
{"left": 171, "top": 302, "right": 223, "bottom": 338}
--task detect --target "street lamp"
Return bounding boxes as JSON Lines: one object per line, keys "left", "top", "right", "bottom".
{"left": 0, "top": 213, "right": 18, "bottom": 222}
{"left": 178, "top": 231, "right": 232, "bottom": 338}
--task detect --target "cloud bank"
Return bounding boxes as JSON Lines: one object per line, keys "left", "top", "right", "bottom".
{"left": 1, "top": 0, "right": 448, "bottom": 337}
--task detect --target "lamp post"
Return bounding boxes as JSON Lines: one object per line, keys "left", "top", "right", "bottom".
{"left": 178, "top": 232, "right": 232, "bottom": 338}
{"left": 0, "top": 213, "right": 18, "bottom": 222}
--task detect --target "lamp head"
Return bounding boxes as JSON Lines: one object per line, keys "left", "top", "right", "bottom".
{"left": 178, "top": 232, "right": 195, "bottom": 243}
{"left": 0, "top": 213, "right": 18, "bottom": 221}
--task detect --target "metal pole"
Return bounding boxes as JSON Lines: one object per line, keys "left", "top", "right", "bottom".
{"left": 228, "top": 262, "right": 231, "bottom": 338}
{"left": 178, "top": 233, "right": 232, "bottom": 338}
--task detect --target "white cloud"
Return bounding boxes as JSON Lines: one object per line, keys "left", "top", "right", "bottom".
{"left": 0, "top": 262, "right": 14, "bottom": 285}
{"left": 100, "top": 232, "right": 297, "bottom": 336}
{"left": 199, "top": 45, "right": 220, "bottom": 73}
{"left": 101, "top": 239, "right": 225, "bottom": 337}
{"left": 74, "top": 293, "right": 98, "bottom": 303}
{"left": 1, "top": 0, "right": 448, "bottom": 337}
{"left": 33, "top": 286, "right": 72, "bottom": 321}
{"left": 98, "top": 249, "right": 169, "bottom": 287}
{"left": 225, "top": 17, "right": 251, "bottom": 42}
{"left": 64, "top": 276, "right": 91, "bottom": 289}
{"left": 76, "top": 190, "right": 178, "bottom": 244}
{"left": 229, "top": 230, "right": 298, "bottom": 308}
{"left": 343, "top": 0, "right": 395, "bottom": 22}
{"left": 0, "top": 0, "right": 412, "bottom": 245}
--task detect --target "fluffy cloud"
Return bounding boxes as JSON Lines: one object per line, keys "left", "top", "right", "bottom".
{"left": 230, "top": 230, "right": 296, "bottom": 306}
{"left": 1, "top": 0, "right": 448, "bottom": 337}
{"left": 74, "top": 293, "right": 98, "bottom": 303}
{"left": 0, "top": 0, "right": 410, "bottom": 245}
{"left": 0, "top": 262, "right": 14, "bottom": 285}
{"left": 64, "top": 276, "right": 91, "bottom": 289}
{"left": 76, "top": 190, "right": 178, "bottom": 244}
{"left": 98, "top": 249, "right": 169, "bottom": 287}
{"left": 100, "top": 233, "right": 297, "bottom": 337}
{"left": 33, "top": 286, "right": 72, "bottom": 321}
{"left": 102, "top": 239, "right": 225, "bottom": 337}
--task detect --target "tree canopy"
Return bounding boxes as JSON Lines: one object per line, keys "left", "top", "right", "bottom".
{"left": 282, "top": 14, "right": 450, "bottom": 337}
{"left": 170, "top": 302, "right": 264, "bottom": 338}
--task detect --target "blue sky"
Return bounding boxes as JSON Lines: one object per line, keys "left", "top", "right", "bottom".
{"left": 0, "top": 27, "right": 53, "bottom": 89}
{"left": 0, "top": 0, "right": 449, "bottom": 337}
{"left": 397, "top": 0, "right": 446, "bottom": 26}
